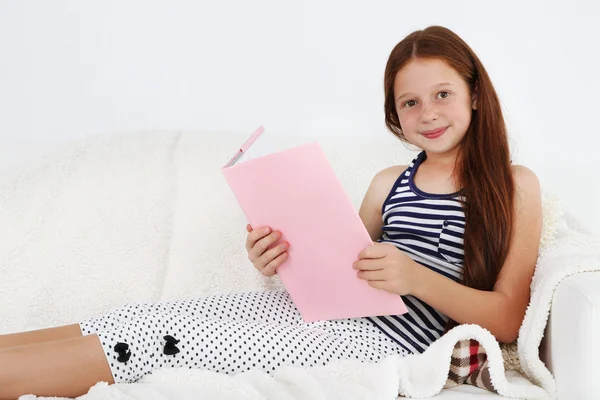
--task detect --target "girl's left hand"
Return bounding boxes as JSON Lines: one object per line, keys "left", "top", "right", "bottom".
{"left": 353, "top": 242, "right": 420, "bottom": 296}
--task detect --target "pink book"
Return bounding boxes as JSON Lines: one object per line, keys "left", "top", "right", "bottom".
{"left": 222, "top": 126, "right": 408, "bottom": 322}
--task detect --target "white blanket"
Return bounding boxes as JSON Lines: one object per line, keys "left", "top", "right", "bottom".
{"left": 18, "top": 191, "right": 600, "bottom": 400}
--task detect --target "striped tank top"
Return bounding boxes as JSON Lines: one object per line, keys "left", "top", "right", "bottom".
{"left": 365, "top": 150, "right": 466, "bottom": 354}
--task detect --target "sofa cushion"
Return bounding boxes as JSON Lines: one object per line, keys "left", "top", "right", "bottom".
{"left": 0, "top": 132, "right": 180, "bottom": 332}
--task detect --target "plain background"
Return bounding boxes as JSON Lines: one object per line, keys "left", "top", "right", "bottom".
{"left": 0, "top": 0, "right": 598, "bottom": 235}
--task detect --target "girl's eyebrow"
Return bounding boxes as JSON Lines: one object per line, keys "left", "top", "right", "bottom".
{"left": 396, "top": 82, "right": 453, "bottom": 102}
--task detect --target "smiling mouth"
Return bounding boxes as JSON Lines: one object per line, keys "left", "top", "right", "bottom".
{"left": 422, "top": 126, "right": 448, "bottom": 139}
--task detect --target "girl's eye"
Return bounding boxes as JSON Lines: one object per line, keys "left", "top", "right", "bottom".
{"left": 403, "top": 91, "right": 450, "bottom": 108}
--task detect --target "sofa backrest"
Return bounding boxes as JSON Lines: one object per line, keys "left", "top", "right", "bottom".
{"left": 0, "top": 129, "right": 412, "bottom": 333}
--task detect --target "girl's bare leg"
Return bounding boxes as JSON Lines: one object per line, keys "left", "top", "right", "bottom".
{"left": 0, "top": 323, "right": 83, "bottom": 350}
{"left": 0, "top": 334, "right": 114, "bottom": 400}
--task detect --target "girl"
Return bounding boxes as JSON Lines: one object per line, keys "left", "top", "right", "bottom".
{"left": 0, "top": 25, "right": 542, "bottom": 399}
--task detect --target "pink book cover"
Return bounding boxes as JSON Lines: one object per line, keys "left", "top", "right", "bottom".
{"left": 222, "top": 126, "right": 408, "bottom": 322}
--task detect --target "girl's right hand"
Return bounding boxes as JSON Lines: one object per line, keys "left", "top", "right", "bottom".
{"left": 245, "top": 224, "right": 289, "bottom": 276}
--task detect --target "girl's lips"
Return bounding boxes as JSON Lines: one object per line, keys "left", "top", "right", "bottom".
{"left": 422, "top": 126, "right": 448, "bottom": 139}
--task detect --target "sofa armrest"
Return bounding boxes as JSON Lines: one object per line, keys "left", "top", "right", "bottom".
{"left": 540, "top": 271, "right": 600, "bottom": 399}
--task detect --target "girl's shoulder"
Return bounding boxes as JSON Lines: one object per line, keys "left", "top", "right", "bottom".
{"left": 377, "top": 164, "right": 409, "bottom": 179}
{"left": 509, "top": 165, "right": 542, "bottom": 225}
{"left": 363, "top": 164, "right": 408, "bottom": 203}
{"left": 510, "top": 164, "right": 540, "bottom": 192}
{"left": 369, "top": 164, "right": 408, "bottom": 202}
{"left": 373, "top": 164, "right": 408, "bottom": 190}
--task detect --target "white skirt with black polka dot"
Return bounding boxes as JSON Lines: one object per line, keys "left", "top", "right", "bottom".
{"left": 78, "top": 290, "right": 410, "bottom": 383}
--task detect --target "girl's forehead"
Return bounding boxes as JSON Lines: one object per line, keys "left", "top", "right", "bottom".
{"left": 396, "top": 59, "right": 459, "bottom": 83}
{"left": 394, "top": 59, "right": 465, "bottom": 94}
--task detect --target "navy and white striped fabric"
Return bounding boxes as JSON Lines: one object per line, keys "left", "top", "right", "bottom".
{"left": 365, "top": 150, "right": 466, "bottom": 354}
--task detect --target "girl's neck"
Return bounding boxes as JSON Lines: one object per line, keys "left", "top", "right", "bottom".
{"left": 423, "top": 148, "right": 460, "bottom": 170}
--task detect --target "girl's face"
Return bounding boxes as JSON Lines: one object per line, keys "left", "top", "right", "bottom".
{"left": 393, "top": 57, "right": 477, "bottom": 157}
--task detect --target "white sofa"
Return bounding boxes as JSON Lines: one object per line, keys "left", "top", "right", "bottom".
{"left": 0, "top": 129, "right": 598, "bottom": 399}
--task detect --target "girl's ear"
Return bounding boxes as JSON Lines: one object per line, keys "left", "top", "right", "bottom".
{"left": 471, "top": 82, "right": 478, "bottom": 110}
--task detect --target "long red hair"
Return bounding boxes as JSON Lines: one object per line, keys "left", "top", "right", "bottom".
{"left": 383, "top": 26, "right": 515, "bottom": 330}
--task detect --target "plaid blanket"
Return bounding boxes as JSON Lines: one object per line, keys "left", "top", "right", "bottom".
{"left": 444, "top": 339, "right": 523, "bottom": 393}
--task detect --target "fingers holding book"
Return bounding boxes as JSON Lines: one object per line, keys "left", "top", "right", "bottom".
{"left": 245, "top": 224, "right": 289, "bottom": 277}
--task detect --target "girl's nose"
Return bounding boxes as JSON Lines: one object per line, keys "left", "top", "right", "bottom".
{"left": 420, "top": 103, "right": 439, "bottom": 122}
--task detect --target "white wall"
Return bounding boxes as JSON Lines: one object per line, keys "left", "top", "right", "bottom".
{"left": 0, "top": 0, "right": 598, "bottom": 234}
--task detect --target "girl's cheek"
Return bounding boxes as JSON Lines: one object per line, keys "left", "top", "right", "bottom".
{"left": 401, "top": 112, "right": 417, "bottom": 127}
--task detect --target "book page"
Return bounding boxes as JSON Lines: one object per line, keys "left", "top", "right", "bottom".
{"left": 233, "top": 129, "right": 281, "bottom": 165}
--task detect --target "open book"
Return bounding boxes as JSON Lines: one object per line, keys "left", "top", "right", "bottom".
{"left": 222, "top": 126, "right": 408, "bottom": 322}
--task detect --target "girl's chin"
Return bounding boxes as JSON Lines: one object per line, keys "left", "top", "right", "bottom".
{"left": 420, "top": 142, "right": 462, "bottom": 156}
